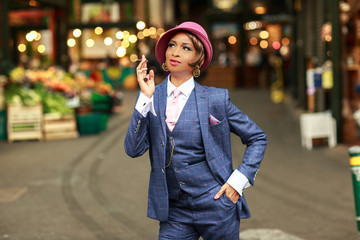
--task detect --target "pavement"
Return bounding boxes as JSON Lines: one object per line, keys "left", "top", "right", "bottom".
{"left": 0, "top": 89, "right": 358, "bottom": 240}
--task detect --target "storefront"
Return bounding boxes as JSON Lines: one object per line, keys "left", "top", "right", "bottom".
{"left": 201, "top": 0, "right": 293, "bottom": 95}
{"left": 341, "top": 0, "right": 360, "bottom": 144}
{"left": 0, "top": 0, "right": 145, "bottom": 141}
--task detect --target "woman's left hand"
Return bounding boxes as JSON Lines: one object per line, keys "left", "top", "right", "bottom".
{"left": 214, "top": 183, "right": 239, "bottom": 204}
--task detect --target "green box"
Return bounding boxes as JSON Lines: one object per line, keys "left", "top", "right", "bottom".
{"left": 76, "top": 112, "right": 109, "bottom": 135}
{"left": 91, "top": 93, "right": 113, "bottom": 114}
{"left": 99, "top": 113, "right": 109, "bottom": 131}
{"left": 0, "top": 110, "right": 6, "bottom": 140}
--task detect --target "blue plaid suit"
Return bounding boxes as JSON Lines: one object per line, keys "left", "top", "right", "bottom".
{"left": 124, "top": 79, "right": 267, "bottom": 222}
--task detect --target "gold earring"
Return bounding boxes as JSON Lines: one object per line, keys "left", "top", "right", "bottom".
{"left": 193, "top": 65, "right": 200, "bottom": 77}
{"left": 162, "top": 61, "right": 168, "bottom": 71}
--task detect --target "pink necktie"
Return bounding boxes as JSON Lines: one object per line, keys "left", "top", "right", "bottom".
{"left": 166, "top": 89, "right": 181, "bottom": 132}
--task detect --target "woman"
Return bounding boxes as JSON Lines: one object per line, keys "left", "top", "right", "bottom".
{"left": 124, "top": 21, "right": 267, "bottom": 240}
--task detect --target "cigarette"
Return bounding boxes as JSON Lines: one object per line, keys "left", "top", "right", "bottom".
{"left": 134, "top": 59, "right": 148, "bottom": 62}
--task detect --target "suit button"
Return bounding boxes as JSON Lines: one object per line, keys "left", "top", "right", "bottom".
{"left": 174, "top": 167, "right": 178, "bottom": 171}
{"left": 161, "top": 169, "right": 164, "bottom": 174}
{"left": 160, "top": 141, "right": 164, "bottom": 147}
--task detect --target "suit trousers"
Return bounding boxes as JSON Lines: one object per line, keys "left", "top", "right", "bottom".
{"left": 159, "top": 185, "right": 240, "bottom": 240}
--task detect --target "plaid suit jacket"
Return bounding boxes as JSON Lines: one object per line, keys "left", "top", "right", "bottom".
{"left": 124, "top": 79, "right": 267, "bottom": 221}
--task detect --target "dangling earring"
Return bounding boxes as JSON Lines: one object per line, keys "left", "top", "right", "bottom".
{"left": 162, "top": 61, "right": 168, "bottom": 71}
{"left": 192, "top": 65, "right": 200, "bottom": 78}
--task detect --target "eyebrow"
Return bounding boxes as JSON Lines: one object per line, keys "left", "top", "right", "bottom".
{"left": 169, "top": 39, "right": 193, "bottom": 47}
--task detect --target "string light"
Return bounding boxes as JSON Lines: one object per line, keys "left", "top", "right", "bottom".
{"left": 37, "top": 45, "right": 46, "bottom": 53}
{"left": 259, "top": 40, "right": 268, "bottom": 49}
{"left": 86, "top": 39, "right": 94, "bottom": 47}
{"left": 104, "top": 37, "right": 113, "bottom": 46}
{"left": 67, "top": 38, "right": 76, "bottom": 47}
{"left": 272, "top": 41, "right": 281, "bottom": 50}
{"left": 73, "top": 29, "right": 82, "bottom": 38}
{"left": 136, "top": 21, "right": 146, "bottom": 30}
{"left": 116, "top": 31, "right": 124, "bottom": 40}
{"left": 249, "top": 37, "right": 258, "bottom": 46}
{"left": 259, "top": 30, "right": 269, "bottom": 39}
{"left": 94, "top": 27, "right": 103, "bottom": 35}
{"left": 18, "top": 44, "right": 26, "bottom": 52}
{"left": 116, "top": 47, "right": 126, "bottom": 57}
{"left": 129, "top": 35, "right": 137, "bottom": 43}
{"left": 228, "top": 36, "right": 237, "bottom": 45}
{"left": 255, "top": 6, "right": 266, "bottom": 14}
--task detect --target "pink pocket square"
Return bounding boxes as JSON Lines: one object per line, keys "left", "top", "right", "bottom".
{"left": 209, "top": 114, "right": 221, "bottom": 125}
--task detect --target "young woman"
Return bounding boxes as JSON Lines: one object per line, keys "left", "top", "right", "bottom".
{"left": 124, "top": 21, "right": 267, "bottom": 240}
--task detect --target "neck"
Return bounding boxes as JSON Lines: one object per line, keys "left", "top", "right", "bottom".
{"left": 170, "top": 72, "right": 193, "bottom": 87}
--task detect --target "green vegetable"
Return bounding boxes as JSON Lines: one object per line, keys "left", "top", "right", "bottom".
{"left": 5, "top": 82, "right": 74, "bottom": 116}
{"left": 4, "top": 84, "right": 41, "bottom": 106}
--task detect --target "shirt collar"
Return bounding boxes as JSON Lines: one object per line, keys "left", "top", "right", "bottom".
{"left": 167, "top": 75, "right": 195, "bottom": 97}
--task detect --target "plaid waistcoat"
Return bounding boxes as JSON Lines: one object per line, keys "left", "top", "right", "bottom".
{"left": 165, "top": 90, "right": 218, "bottom": 199}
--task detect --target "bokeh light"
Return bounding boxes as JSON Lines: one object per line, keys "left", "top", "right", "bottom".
{"left": 130, "top": 54, "right": 139, "bottom": 62}
{"left": 282, "top": 38, "right": 290, "bottom": 46}
{"left": 116, "top": 31, "right": 124, "bottom": 40}
{"left": 259, "top": 30, "right": 269, "bottom": 39}
{"left": 34, "top": 32, "right": 41, "bottom": 41}
{"left": 67, "top": 38, "right": 76, "bottom": 47}
{"left": 104, "top": 37, "right": 113, "bottom": 46}
{"left": 37, "top": 45, "right": 46, "bottom": 54}
{"left": 272, "top": 41, "right": 281, "bottom": 50}
{"left": 94, "top": 27, "right": 103, "bottom": 35}
{"left": 129, "top": 34, "right": 137, "bottom": 43}
{"left": 116, "top": 47, "right": 126, "bottom": 57}
{"left": 228, "top": 36, "right": 237, "bottom": 45}
{"left": 255, "top": 6, "right": 266, "bottom": 14}
{"left": 250, "top": 37, "right": 258, "bottom": 46}
{"left": 121, "top": 40, "right": 130, "bottom": 48}
{"left": 86, "top": 39, "right": 95, "bottom": 47}
{"left": 136, "top": 21, "right": 146, "bottom": 30}
{"left": 26, "top": 31, "right": 37, "bottom": 42}
{"left": 259, "top": 40, "right": 269, "bottom": 49}
{"left": 18, "top": 44, "right": 26, "bottom": 52}
{"left": 73, "top": 29, "right": 82, "bottom": 38}
{"left": 137, "top": 31, "right": 145, "bottom": 40}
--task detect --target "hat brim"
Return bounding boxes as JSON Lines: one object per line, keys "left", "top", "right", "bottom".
{"left": 155, "top": 27, "right": 213, "bottom": 71}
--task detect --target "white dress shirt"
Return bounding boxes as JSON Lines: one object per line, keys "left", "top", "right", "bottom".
{"left": 135, "top": 76, "right": 250, "bottom": 195}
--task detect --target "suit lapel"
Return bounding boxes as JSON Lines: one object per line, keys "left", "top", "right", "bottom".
{"left": 195, "top": 82, "right": 210, "bottom": 154}
{"left": 158, "top": 78, "right": 168, "bottom": 136}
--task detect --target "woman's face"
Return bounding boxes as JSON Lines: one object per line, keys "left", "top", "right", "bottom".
{"left": 165, "top": 32, "right": 196, "bottom": 75}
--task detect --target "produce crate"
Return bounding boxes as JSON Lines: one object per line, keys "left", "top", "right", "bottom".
{"left": 43, "top": 113, "right": 78, "bottom": 140}
{"left": 91, "top": 93, "right": 112, "bottom": 114}
{"left": 0, "top": 110, "right": 6, "bottom": 140}
{"left": 76, "top": 112, "right": 109, "bottom": 135}
{"left": 7, "top": 104, "right": 43, "bottom": 142}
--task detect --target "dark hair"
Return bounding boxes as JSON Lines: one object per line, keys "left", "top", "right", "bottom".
{"left": 181, "top": 30, "right": 205, "bottom": 68}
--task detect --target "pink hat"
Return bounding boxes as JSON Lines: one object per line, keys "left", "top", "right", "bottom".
{"left": 155, "top": 21, "right": 213, "bottom": 71}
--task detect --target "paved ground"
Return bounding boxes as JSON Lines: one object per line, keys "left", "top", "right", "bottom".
{"left": 0, "top": 89, "right": 358, "bottom": 240}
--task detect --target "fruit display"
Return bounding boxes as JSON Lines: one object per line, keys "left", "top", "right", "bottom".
{"left": 4, "top": 66, "right": 118, "bottom": 115}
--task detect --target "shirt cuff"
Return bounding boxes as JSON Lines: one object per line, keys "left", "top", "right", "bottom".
{"left": 227, "top": 169, "right": 251, "bottom": 196}
{"left": 135, "top": 92, "right": 157, "bottom": 117}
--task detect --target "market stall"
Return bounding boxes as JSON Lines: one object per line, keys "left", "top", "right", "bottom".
{"left": 0, "top": 64, "right": 133, "bottom": 142}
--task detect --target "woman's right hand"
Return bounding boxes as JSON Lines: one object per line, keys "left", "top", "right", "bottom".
{"left": 136, "top": 55, "right": 155, "bottom": 98}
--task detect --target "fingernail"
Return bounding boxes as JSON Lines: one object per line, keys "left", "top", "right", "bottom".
{"left": 214, "top": 194, "right": 219, "bottom": 199}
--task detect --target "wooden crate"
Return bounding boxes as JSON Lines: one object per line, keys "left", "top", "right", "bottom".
{"left": 43, "top": 113, "right": 78, "bottom": 140}
{"left": 7, "top": 104, "right": 43, "bottom": 142}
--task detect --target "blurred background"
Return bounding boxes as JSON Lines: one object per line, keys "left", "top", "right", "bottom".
{"left": 0, "top": 0, "right": 359, "bottom": 144}
{"left": 1, "top": 1, "right": 360, "bottom": 239}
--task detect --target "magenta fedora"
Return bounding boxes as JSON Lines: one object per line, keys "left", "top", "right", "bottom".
{"left": 155, "top": 21, "right": 213, "bottom": 71}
